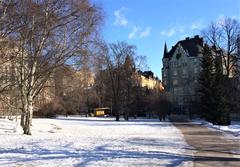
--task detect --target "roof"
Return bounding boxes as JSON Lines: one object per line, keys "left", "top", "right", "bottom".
{"left": 94, "top": 107, "right": 110, "bottom": 111}
{"left": 138, "top": 70, "right": 154, "bottom": 79}
{"left": 164, "top": 35, "right": 204, "bottom": 58}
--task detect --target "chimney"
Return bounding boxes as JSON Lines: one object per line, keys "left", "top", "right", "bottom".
{"left": 212, "top": 45, "right": 216, "bottom": 50}
{"left": 194, "top": 35, "right": 199, "bottom": 39}
{"left": 186, "top": 37, "right": 190, "bottom": 40}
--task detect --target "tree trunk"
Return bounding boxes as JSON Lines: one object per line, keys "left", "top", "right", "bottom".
{"left": 159, "top": 114, "right": 162, "bottom": 121}
{"left": 116, "top": 113, "right": 120, "bottom": 121}
{"left": 124, "top": 113, "right": 129, "bottom": 121}
{"left": 114, "top": 101, "right": 120, "bottom": 121}
{"left": 20, "top": 113, "right": 25, "bottom": 128}
{"left": 20, "top": 104, "right": 27, "bottom": 128}
{"left": 23, "top": 98, "right": 33, "bottom": 135}
{"left": 112, "top": 98, "right": 120, "bottom": 121}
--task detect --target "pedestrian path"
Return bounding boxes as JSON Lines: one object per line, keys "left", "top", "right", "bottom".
{"left": 171, "top": 116, "right": 240, "bottom": 167}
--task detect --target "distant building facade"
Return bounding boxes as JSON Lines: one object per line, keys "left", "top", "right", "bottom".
{"left": 162, "top": 35, "right": 204, "bottom": 113}
{"left": 0, "top": 39, "right": 19, "bottom": 115}
{"left": 162, "top": 35, "right": 237, "bottom": 113}
{"left": 138, "top": 70, "right": 164, "bottom": 90}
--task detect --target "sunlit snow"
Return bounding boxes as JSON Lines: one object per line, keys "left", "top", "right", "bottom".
{"left": 0, "top": 117, "right": 193, "bottom": 167}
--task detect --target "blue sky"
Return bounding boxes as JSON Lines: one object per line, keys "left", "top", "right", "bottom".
{"left": 94, "top": 0, "right": 240, "bottom": 79}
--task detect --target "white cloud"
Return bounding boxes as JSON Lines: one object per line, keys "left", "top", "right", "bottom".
{"left": 128, "top": 26, "right": 151, "bottom": 39}
{"left": 190, "top": 20, "right": 204, "bottom": 30}
{"left": 161, "top": 28, "right": 176, "bottom": 37}
{"left": 179, "top": 27, "right": 185, "bottom": 33}
{"left": 160, "top": 20, "right": 205, "bottom": 38}
{"left": 139, "top": 27, "right": 151, "bottom": 38}
{"left": 160, "top": 30, "right": 166, "bottom": 35}
{"left": 113, "top": 7, "right": 151, "bottom": 40}
{"left": 114, "top": 7, "right": 129, "bottom": 27}
{"left": 128, "top": 26, "right": 138, "bottom": 39}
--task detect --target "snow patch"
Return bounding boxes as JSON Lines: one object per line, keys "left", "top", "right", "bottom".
{"left": 192, "top": 119, "right": 240, "bottom": 138}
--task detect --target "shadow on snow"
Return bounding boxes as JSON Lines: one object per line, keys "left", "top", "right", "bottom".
{"left": 0, "top": 137, "right": 240, "bottom": 167}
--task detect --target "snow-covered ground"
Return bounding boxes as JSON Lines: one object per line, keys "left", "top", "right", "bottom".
{"left": 192, "top": 119, "right": 240, "bottom": 138}
{"left": 0, "top": 116, "right": 193, "bottom": 167}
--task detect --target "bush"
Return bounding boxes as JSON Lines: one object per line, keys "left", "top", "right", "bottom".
{"left": 34, "top": 102, "right": 63, "bottom": 118}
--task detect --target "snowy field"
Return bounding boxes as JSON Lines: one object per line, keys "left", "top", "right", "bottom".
{"left": 0, "top": 117, "right": 193, "bottom": 167}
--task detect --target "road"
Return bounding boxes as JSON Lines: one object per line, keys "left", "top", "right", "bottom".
{"left": 171, "top": 115, "right": 240, "bottom": 167}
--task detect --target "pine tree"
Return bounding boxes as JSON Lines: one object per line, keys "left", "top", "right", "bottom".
{"left": 212, "top": 57, "right": 230, "bottom": 125}
{"left": 198, "top": 45, "right": 215, "bottom": 121}
{"left": 199, "top": 45, "right": 231, "bottom": 125}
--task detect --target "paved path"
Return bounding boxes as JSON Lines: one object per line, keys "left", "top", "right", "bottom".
{"left": 170, "top": 116, "right": 240, "bottom": 167}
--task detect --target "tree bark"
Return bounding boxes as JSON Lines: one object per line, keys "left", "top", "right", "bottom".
{"left": 113, "top": 99, "right": 120, "bottom": 121}
{"left": 116, "top": 113, "right": 120, "bottom": 121}
{"left": 20, "top": 113, "right": 25, "bottom": 128}
{"left": 23, "top": 97, "right": 33, "bottom": 135}
{"left": 20, "top": 101, "right": 28, "bottom": 128}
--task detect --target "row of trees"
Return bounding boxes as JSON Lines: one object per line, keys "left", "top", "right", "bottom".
{"left": 95, "top": 42, "right": 143, "bottom": 121}
{"left": 0, "top": 1, "right": 171, "bottom": 134}
{"left": 199, "top": 17, "right": 240, "bottom": 125}
{"left": 94, "top": 41, "right": 171, "bottom": 121}
{"left": 38, "top": 41, "right": 171, "bottom": 122}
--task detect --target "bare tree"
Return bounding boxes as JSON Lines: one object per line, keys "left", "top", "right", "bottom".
{"left": 202, "top": 17, "right": 240, "bottom": 77}
{"left": 94, "top": 41, "right": 146, "bottom": 121}
{"left": 121, "top": 55, "right": 138, "bottom": 120}
{"left": 105, "top": 42, "right": 133, "bottom": 121}
{"left": 0, "top": 0, "right": 103, "bottom": 134}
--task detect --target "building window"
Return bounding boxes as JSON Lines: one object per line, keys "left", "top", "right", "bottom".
{"left": 193, "top": 58, "right": 197, "bottom": 63}
{"left": 194, "top": 68, "right": 198, "bottom": 73}
{"left": 174, "top": 87, "right": 178, "bottom": 94}
{"left": 223, "top": 68, "right": 227, "bottom": 75}
{"left": 176, "top": 53, "right": 181, "bottom": 59}
{"left": 179, "top": 96, "right": 184, "bottom": 105}
{"left": 163, "top": 71, "right": 167, "bottom": 77}
{"left": 173, "top": 79, "right": 178, "bottom": 85}
{"left": 182, "top": 68, "right": 187, "bottom": 75}
{"left": 173, "top": 70, "right": 177, "bottom": 76}
{"left": 182, "top": 60, "right": 187, "bottom": 66}
{"left": 178, "top": 87, "right": 183, "bottom": 94}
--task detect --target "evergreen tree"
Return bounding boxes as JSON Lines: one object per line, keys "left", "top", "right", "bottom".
{"left": 199, "top": 45, "right": 231, "bottom": 125}
{"left": 212, "top": 57, "right": 230, "bottom": 125}
{"left": 198, "top": 45, "right": 214, "bottom": 121}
